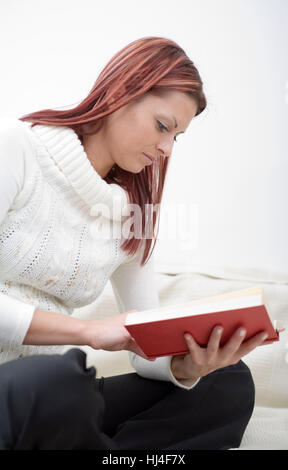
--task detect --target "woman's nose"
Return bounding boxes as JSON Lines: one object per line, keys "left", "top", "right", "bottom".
{"left": 156, "top": 136, "right": 174, "bottom": 159}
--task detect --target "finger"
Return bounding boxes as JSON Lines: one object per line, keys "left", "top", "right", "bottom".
{"left": 184, "top": 333, "right": 207, "bottom": 370}
{"left": 207, "top": 325, "right": 223, "bottom": 356}
{"left": 221, "top": 326, "right": 247, "bottom": 357}
{"left": 237, "top": 330, "right": 268, "bottom": 358}
{"left": 184, "top": 333, "right": 201, "bottom": 357}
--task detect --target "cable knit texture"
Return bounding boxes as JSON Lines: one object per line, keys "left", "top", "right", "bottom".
{"left": 0, "top": 117, "right": 198, "bottom": 390}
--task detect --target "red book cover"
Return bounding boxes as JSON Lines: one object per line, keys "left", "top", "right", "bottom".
{"left": 124, "top": 287, "right": 280, "bottom": 359}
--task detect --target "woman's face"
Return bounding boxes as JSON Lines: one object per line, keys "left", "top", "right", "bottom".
{"left": 82, "top": 89, "right": 198, "bottom": 177}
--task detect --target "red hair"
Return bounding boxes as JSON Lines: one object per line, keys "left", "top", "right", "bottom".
{"left": 19, "top": 36, "right": 207, "bottom": 265}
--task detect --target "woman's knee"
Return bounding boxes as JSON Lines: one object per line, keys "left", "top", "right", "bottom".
{"left": 0, "top": 349, "right": 107, "bottom": 449}
{"left": 0, "top": 349, "right": 104, "bottom": 427}
{"left": 223, "top": 359, "right": 255, "bottom": 401}
{"left": 205, "top": 359, "right": 255, "bottom": 417}
{"left": 179, "top": 360, "right": 255, "bottom": 449}
{"left": 1, "top": 348, "right": 96, "bottom": 398}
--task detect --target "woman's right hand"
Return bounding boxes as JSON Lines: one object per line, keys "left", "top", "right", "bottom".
{"left": 85, "top": 310, "right": 154, "bottom": 361}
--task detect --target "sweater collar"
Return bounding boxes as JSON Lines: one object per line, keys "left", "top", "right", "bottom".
{"left": 31, "top": 124, "right": 130, "bottom": 221}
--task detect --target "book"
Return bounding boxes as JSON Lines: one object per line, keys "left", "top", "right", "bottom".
{"left": 124, "top": 287, "right": 281, "bottom": 359}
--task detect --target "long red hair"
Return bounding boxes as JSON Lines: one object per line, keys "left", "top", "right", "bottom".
{"left": 19, "top": 36, "right": 207, "bottom": 265}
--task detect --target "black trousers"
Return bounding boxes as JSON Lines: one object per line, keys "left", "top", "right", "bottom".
{"left": 0, "top": 348, "right": 254, "bottom": 450}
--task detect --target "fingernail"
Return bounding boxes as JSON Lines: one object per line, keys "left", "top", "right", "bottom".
{"left": 262, "top": 332, "right": 268, "bottom": 341}
{"left": 239, "top": 328, "right": 247, "bottom": 337}
{"left": 184, "top": 334, "right": 191, "bottom": 341}
{"left": 216, "top": 327, "right": 223, "bottom": 335}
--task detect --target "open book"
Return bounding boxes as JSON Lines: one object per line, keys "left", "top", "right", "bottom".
{"left": 124, "top": 287, "right": 281, "bottom": 359}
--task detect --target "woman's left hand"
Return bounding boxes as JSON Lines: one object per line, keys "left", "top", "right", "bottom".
{"left": 171, "top": 325, "right": 268, "bottom": 382}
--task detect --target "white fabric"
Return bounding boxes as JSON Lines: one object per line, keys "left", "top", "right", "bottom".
{"left": 73, "top": 270, "right": 288, "bottom": 449}
{"left": 153, "top": 255, "right": 288, "bottom": 284}
{"left": 235, "top": 407, "right": 288, "bottom": 450}
{"left": 0, "top": 116, "right": 197, "bottom": 389}
{"left": 0, "top": 292, "right": 35, "bottom": 348}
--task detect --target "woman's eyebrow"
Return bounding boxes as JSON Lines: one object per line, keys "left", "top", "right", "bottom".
{"left": 159, "top": 114, "right": 184, "bottom": 132}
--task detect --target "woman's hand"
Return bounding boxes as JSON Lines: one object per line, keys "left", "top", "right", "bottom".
{"left": 171, "top": 326, "right": 268, "bottom": 381}
{"left": 23, "top": 308, "right": 153, "bottom": 360}
{"left": 86, "top": 310, "right": 154, "bottom": 360}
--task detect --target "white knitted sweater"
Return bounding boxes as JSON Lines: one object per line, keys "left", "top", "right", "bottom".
{"left": 0, "top": 117, "right": 197, "bottom": 390}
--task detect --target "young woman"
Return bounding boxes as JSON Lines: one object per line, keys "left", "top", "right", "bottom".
{"left": 0, "top": 36, "right": 267, "bottom": 450}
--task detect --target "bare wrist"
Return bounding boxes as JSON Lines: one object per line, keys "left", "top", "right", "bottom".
{"left": 171, "top": 356, "right": 187, "bottom": 380}
{"left": 171, "top": 355, "right": 198, "bottom": 381}
{"left": 81, "top": 319, "right": 104, "bottom": 350}
{"left": 75, "top": 318, "right": 91, "bottom": 346}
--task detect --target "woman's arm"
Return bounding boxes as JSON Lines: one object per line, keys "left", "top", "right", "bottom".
{"left": 22, "top": 309, "right": 87, "bottom": 346}
{"left": 0, "top": 119, "right": 42, "bottom": 349}
{"left": 23, "top": 308, "right": 150, "bottom": 359}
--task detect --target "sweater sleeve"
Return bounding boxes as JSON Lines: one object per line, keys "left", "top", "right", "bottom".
{"left": 0, "top": 118, "right": 36, "bottom": 348}
{"left": 109, "top": 246, "right": 200, "bottom": 391}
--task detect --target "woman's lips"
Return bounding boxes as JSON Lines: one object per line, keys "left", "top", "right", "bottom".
{"left": 143, "top": 153, "right": 155, "bottom": 165}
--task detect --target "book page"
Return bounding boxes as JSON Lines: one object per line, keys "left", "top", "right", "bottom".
{"left": 125, "top": 291, "right": 264, "bottom": 325}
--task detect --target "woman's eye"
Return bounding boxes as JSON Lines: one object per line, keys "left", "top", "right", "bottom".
{"left": 157, "top": 120, "right": 178, "bottom": 143}
{"left": 157, "top": 120, "right": 168, "bottom": 132}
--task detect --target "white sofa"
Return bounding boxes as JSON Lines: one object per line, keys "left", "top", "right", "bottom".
{"left": 68, "top": 270, "right": 288, "bottom": 450}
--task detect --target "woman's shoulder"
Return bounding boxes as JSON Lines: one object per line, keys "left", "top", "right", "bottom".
{"left": 0, "top": 116, "right": 29, "bottom": 135}
{"left": 0, "top": 117, "right": 39, "bottom": 206}
{"left": 0, "top": 116, "right": 36, "bottom": 154}
{"left": 0, "top": 117, "right": 38, "bottom": 165}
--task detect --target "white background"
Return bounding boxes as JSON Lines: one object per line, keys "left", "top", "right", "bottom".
{"left": 1, "top": 0, "right": 287, "bottom": 278}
